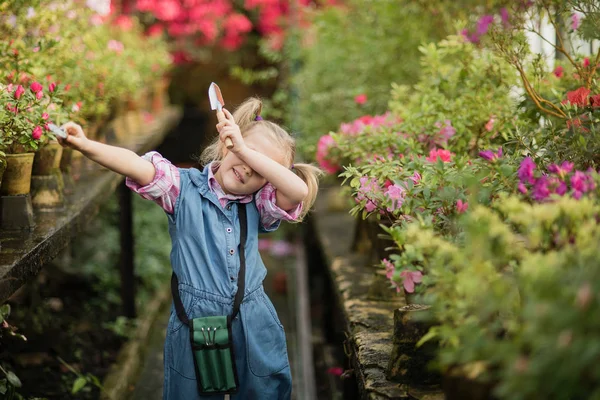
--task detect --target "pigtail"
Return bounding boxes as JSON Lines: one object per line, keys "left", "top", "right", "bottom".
{"left": 233, "top": 97, "right": 263, "bottom": 132}
{"left": 292, "top": 163, "right": 323, "bottom": 222}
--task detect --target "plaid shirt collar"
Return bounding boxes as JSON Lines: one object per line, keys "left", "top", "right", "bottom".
{"left": 207, "top": 162, "right": 253, "bottom": 206}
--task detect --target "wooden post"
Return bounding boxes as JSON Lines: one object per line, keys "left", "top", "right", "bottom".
{"left": 119, "top": 182, "right": 136, "bottom": 318}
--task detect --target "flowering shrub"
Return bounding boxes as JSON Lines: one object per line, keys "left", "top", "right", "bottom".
{"left": 415, "top": 193, "right": 600, "bottom": 398}
{"left": 389, "top": 35, "right": 518, "bottom": 156}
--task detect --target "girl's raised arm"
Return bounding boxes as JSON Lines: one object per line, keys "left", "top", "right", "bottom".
{"left": 58, "top": 122, "right": 156, "bottom": 186}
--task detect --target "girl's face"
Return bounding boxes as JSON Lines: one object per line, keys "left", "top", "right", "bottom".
{"left": 215, "top": 128, "right": 286, "bottom": 195}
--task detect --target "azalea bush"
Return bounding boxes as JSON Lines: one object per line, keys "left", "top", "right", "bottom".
{"left": 415, "top": 192, "right": 600, "bottom": 398}
{"left": 389, "top": 35, "right": 518, "bottom": 157}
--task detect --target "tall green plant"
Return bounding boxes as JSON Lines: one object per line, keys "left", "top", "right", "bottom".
{"left": 293, "top": 0, "right": 449, "bottom": 158}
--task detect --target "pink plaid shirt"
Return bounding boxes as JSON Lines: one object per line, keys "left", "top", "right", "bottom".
{"left": 126, "top": 152, "right": 302, "bottom": 228}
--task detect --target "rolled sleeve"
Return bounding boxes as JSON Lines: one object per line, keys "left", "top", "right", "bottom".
{"left": 255, "top": 183, "right": 303, "bottom": 231}
{"left": 125, "top": 151, "right": 180, "bottom": 214}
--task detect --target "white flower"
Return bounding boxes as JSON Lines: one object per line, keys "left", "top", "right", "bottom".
{"left": 86, "top": 0, "right": 111, "bottom": 16}
{"left": 26, "top": 7, "right": 36, "bottom": 19}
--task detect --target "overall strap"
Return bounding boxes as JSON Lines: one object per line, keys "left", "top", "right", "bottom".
{"left": 171, "top": 203, "right": 248, "bottom": 326}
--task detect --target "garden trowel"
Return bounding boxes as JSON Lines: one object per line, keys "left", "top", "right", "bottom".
{"left": 208, "top": 82, "right": 233, "bottom": 149}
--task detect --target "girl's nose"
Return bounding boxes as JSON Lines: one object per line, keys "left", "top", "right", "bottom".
{"left": 242, "top": 165, "right": 252, "bottom": 176}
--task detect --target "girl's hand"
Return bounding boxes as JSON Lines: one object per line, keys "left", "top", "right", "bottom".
{"left": 216, "top": 109, "right": 246, "bottom": 153}
{"left": 57, "top": 121, "right": 89, "bottom": 152}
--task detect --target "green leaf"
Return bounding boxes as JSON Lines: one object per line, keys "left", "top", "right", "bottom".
{"left": 72, "top": 376, "right": 87, "bottom": 394}
{"left": 0, "top": 379, "right": 7, "bottom": 394}
{"left": 6, "top": 371, "right": 21, "bottom": 388}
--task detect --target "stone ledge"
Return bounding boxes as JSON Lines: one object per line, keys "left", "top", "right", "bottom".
{"left": 313, "top": 187, "right": 443, "bottom": 400}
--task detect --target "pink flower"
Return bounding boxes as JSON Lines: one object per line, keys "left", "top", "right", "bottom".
{"left": 114, "top": 15, "right": 133, "bottom": 30}
{"left": 400, "top": 270, "right": 423, "bottom": 293}
{"left": 315, "top": 135, "right": 339, "bottom": 174}
{"left": 327, "top": 367, "right": 344, "bottom": 376}
{"left": 72, "top": 102, "right": 81, "bottom": 112}
{"left": 500, "top": 7, "right": 510, "bottom": 26}
{"left": 571, "top": 13, "right": 581, "bottom": 30}
{"left": 224, "top": 14, "right": 252, "bottom": 36}
{"left": 382, "top": 258, "right": 395, "bottom": 280}
{"left": 384, "top": 184, "right": 405, "bottom": 212}
{"left": 583, "top": 58, "right": 590, "bottom": 68}
{"left": 354, "top": 94, "right": 367, "bottom": 105}
{"left": 269, "top": 240, "right": 295, "bottom": 257}
{"left": 36, "top": 91, "right": 43, "bottom": 100}
{"left": 410, "top": 172, "right": 421, "bottom": 184}
{"left": 147, "top": 24, "right": 164, "bottom": 37}
{"left": 553, "top": 66, "right": 564, "bottom": 78}
{"left": 154, "top": 0, "right": 182, "bottom": 21}
{"left": 108, "top": 40, "right": 124, "bottom": 54}
{"left": 32, "top": 126, "right": 43, "bottom": 140}
{"left": 456, "top": 199, "right": 468, "bottom": 214}
{"left": 258, "top": 238, "right": 272, "bottom": 251}
{"left": 30, "top": 81, "right": 43, "bottom": 93}
{"left": 426, "top": 148, "right": 453, "bottom": 163}
{"left": 14, "top": 85, "right": 25, "bottom": 99}
{"left": 48, "top": 82, "right": 56, "bottom": 92}
{"left": 532, "top": 176, "right": 550, "bottom": 201}
{"left": 42, "top": 113, "right": 49, "bottom": 120}
{"left": 518, "top": 182, "right": 528, "bottom": 194}
{"left": 485, "top": 116, "right": 495, "bottom": 132}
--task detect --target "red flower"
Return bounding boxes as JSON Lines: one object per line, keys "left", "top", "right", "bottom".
{"left": 146, "top": 24, "right": 164, "bottom": 37}
{"left": 48, "top": 82, "right": 56, "bottom": 92}
{"left": 224, "top": 14, "right": 252, "bottom": 36}
{"left": 114, "top": 15, "right": 133, "bottom": 30}
{"left": 583, "top": 58, "right": 590, "bottom": 68}
{"left": 590, "top": 94, "right": 600, "bottom": 108}
{"left": 563, "top": 87, "right": 591, "bottom": 107}
{"left": 354, "top": 94, "right": 367, "bottom": 105}
{"left": 32, "top": 126, "right": 43, "bottom": 140}
{"left": 553, "top": 66, "right": 564, "bottom": 78}
{"left": 154, "top": 0, "right": 182, "bottom": 21}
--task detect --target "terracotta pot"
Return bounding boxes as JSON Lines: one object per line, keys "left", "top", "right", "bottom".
{"left": 32, "top": 141, "right": 63, "bottom": 175}
{"left": 0, "top": 153, "right": 35, "bottom": 196}
{"left": 0, "top": 160, "right": 6, "bottom": 189}
{"left": 152, "top": 77, "right": 170, "bottom": 112}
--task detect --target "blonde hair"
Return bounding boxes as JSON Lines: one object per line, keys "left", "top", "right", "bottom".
{"left": 200, "top": 97, "right": 323, "bottom": 221}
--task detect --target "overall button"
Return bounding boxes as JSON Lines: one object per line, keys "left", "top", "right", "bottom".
{"left": 226, "top": 228, "right": 232, "bottom": 233}
{"left": 227, "top": 204, "right": 232, "bottom": 210}
{"left": 229, "top": 249, "right": 235, "bottom": 255}
{"left": 230, "top": 276, "right": 235, "bottom": 281}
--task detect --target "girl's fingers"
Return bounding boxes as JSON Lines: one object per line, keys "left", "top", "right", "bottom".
{"left": 222, "top": 108, "right": 235, "bottom": 122}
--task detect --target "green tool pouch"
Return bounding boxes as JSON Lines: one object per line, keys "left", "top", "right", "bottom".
{"left": 190, "top": 315, "right": 238, "bottom": 394}
{"left": 171, "top": 204, "right": 248, "bottom": 396}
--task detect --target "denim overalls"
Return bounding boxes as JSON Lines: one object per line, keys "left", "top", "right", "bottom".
{"left": 163, "top": 167, "right": 292, "bottom": 399}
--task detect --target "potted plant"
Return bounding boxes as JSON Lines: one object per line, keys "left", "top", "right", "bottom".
{"left": 0, "top": 81, "right": 56, "bottom": 196}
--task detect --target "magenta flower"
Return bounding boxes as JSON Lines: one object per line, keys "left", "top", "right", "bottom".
{"left": 476, "top": 15, "right": 494, "bottom": 35}
{"left": 35, "top": 90, "right": 43, "bottom": 100}
{"left": 518, "top": 182, "right": 528, "bottom": 194}
{"left": 32, "top": 126, "right": 43, "bottom": 140}
{"left": 14, "top": 85, "right": 25, "bottom": 100}
{"left": 532, "top": 176, "right": 550, "bottom": 201}
{"left": 42, "top": 113, "right": 49, "bottom": 120}
{"left": 48, "top": 82, "right": 56, "bottom": 92}
{"left": 570, "top": 171, "right": 593, "bottom": 199}
{"left": 410, "top": 172, "right": 421, "bottom": 184}
{"left": 327, "top": 367, "right": 344, "bottom": 377}
{"left": 456, "top": 199, "right": 469, "bottom": 214}
{"left": 382, "top": 258, "right": 395, "bottom": 280}
{"left": 400, "top": 270, "right": 423, "bottom": 293}
{"left": 479, "top": 147, "right": 502, "bottom": 162}
{"left": 571, "top": 13, "right": 581, "bottom": 30}
{"left": 548, "top": 161, "right": 574, "bottom": 177}
{"left": 30, "top": 81, "right": 43, "bottom": 93}
{"left": 500, "top": 8, "right": 510, "bottom": 26}
{"left": 518, "top": 157, "right": 536, "bottom": 184}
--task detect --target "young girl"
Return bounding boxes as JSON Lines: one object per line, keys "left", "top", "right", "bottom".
{"left": 58, "top": 98, "right": 321, "bottom": 399}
